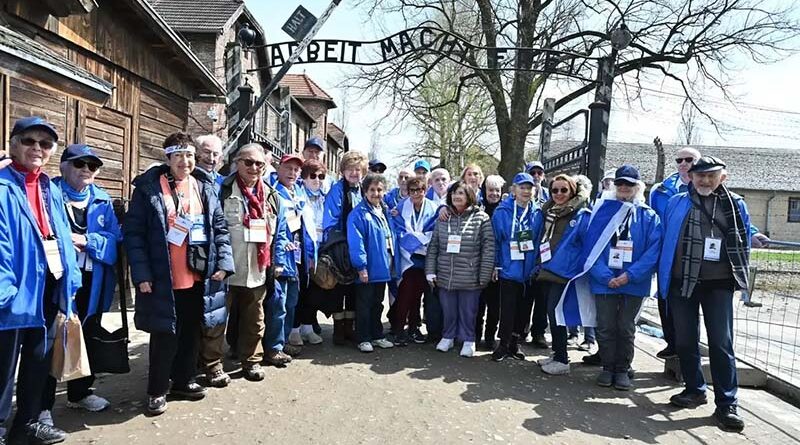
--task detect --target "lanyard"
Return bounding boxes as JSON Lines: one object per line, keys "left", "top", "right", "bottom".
{"left": 409, "top": 201, "right": 427, "bottom": 233}
{"left": 39, "top": 187, "right": 57, "bottom": 240}
{"left": 511, "top": 202, "right": 531, "bottom": 235}
{"left": 447, "top": 210, "right": 476, "bottom": 236}
{"left": 63, "top": 194, "right": 89, "bottom": 232}
{"left": 695, "top": 195, "right": 724, "bottom": 236}
{"left": 614, "top": 209, "right": 633, "bottom": 241}
{"left": 165, "top": 174, "right": 200, "bottom": 217}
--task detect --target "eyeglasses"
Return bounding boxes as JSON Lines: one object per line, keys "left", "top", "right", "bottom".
{"left": 675, "top": 157, "right": 695, "bottom": 164}
{"left": 72, "top": 159, "right": 100, "bottom": 172}
{"left": 408, "top": 187, "right": 424, "bottom": 194}
{"left": 308, "top": 173, "right": 326, "bottom": 180}
{"left": 240, "top": 159, "right": 265, "bottom": 168}
{"left": 20, "top": 138, "right": 55, "bottom": 150}
{"left": 551, "top": 187, "right": 570, "bottom": 195}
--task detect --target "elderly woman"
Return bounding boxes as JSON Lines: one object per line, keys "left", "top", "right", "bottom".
{"left": 490, "top": 173, "right": 544, "bottom": 362}
{"left": 41, "top": 145, "right": 121, "bottom": 419}
{"left": 347, "top": 173, "right": 397, "bottom": 352}
{"left": 425, "top": 180, "right": 495, "bottom": 357}
{"left": 322, "top": 151, "right": 369, "bottom": 344}
{"left": 288, "top": 159, "right": 328, "bottom": 347}
{"left": 534, "top": 174, "right": 592, "bottom": 375}
{"left": 548, "top": 166, "right": 661, "bottom": 389}
{"left": 475, "top": 174, "right": 505, "bottom": 350}
{"left": 124, "top": 132, "right": 234, "bottom": 415}
{"left": 389, "top": 177, "right": 438, "bottom": 346}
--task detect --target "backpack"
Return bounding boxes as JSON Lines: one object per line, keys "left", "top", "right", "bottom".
{"left": 313, "top": 230, "right": 357, "bottom": 288}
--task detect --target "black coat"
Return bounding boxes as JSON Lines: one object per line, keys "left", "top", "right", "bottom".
{"left": 123, "top": 165, "right": 234, "bottom": 334}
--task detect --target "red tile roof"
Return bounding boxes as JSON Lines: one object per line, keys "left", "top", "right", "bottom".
{"left": 280, "top": 74, "right": 335, "bottom": 105}
{"left": 149, "top": 0, "right": 244, "bottom": 33}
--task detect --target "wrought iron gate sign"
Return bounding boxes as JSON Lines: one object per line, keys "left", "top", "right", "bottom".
{"left": 261, "top": 26, "right": 598, "bottom": 81}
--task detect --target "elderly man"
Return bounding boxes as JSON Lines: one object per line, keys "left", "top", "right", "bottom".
{"left": 0, "top": 117, "right": 81, "bottom": 444}
{"left": 368, "top": 159, "right": 387, "bottom": 174}
{"left": 658, "top": 156, "right": 749, "bottom": 432}
{"left": 384, "top": 168, "right": 412, "bottom": 210}
{"left": 40, "top": 145, "right": 121, "bottom": 420}
{"left": 425, "top": 167, "right": 451, "bottom": 208}
{"left": 195, "top": 134, "right": 225, "bottom": 186}
{"left": 413, "top": 159, "right": 430, "bottom": 183}
{"left": 525, "top": 161, "right": 550, "bottom": 205}
{"left": 216, "top": 144, "right": 282, "bottom": 381}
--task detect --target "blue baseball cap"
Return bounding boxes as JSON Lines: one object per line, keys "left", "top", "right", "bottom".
{"left": 11, "top": 116, "right": 59, "bottom": 141}
{"left": 525, "top": 161, "right": 544, "bottom": 173}
{"left": 369, "top": 159, "right": 387, "bottom": 172}
{"left": 513, "top": 172, "right": 535, "bottom": 186}
{"left": 413, "top": 159, "right": 431, "bottom": 172}
{"left": 304, "top": 136, "right": 324, "bottom": 151}
{"left": 61, "top": 144, "right": 103, "bottom": 166}
{"left": 614, "top": 164, "right": 640, "bottom": 185}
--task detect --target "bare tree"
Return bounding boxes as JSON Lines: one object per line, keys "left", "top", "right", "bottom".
{"left": 348, "top": 0, "right": 800, "bottom": 180}
{"left": 677, "top": 99, "right": 702, "bottom": 145}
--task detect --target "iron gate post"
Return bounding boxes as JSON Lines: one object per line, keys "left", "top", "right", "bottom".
{"left": 587, "top": 101, "right": 609, "bottom": 188}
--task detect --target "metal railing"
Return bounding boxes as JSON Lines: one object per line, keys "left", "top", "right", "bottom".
{"left": 639, "top": 240, "right": 800, "bottom": 388}
{"left": 250, "top": 99, "right": 287, "bottom": 159}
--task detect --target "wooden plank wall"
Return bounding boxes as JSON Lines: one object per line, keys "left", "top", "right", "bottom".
{"left": 137, "top": 82, "right": 188, "bottom": 171}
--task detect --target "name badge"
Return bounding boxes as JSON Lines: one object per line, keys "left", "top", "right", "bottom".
{"left": 704, "top": 237, "right": 722, "bottom": 262}
{"left": 616, "top": 240, "right": 633, "bottom": 263}
{"left": 167, "top": 215, "right": 192, "bottom": 246}
{"left": 518, "top": 230, "right": 535, "bottom": 252}
{"left": 189, "top": 215, "right": 207, "bottom": 245}
{"left": 287, "top": 211, "right": 302, "bottom": 233}
{"left": 446, "top": 235, "right": 462, "bottom": 254}
{"left": 539, "top": 241, "right": 552, "bottom": 263}
{"left": 609, "top": 248, "right": 624, "bottom": 269}
{"left": 510, "top": 242, "right": 525, "bottom": 261}
{"left": 42, "top": 239, "right": 64, "bottom": 279}
{"left": 245, "top": 219, "right": 268, "bottom": 243}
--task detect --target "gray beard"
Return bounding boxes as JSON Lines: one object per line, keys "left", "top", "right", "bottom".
{"left": 696, "top": 187, "right": 714, "bottom": 196}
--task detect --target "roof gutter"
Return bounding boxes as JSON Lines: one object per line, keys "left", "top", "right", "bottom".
{"left": 126, "top": 0, "right": 225, "bottom": 98}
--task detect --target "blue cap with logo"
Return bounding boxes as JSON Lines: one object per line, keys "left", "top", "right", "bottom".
{"left": 513, "top": 172, "right": 535, "bottom": 186}
{"left": 413, "top": 159, "right": 431, "bottom": 172}
{"left": 61, "top": 144, "right": 103, "bottom": 166}
{"left": 304, "top": 136, "right": 324, "bottom": 151}
{"left": 613, "top": 164, "right": 640, "bottom": 185}
{"left": 11, "top": 116, "right": 59, "bottom": 141}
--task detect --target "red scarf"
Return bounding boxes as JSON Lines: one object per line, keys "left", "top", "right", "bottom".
{"left": 11, "top": 161, "right": 51, "bottom": 238}
{"left": 237, "top": 175, "right": 271, "bottom": 270}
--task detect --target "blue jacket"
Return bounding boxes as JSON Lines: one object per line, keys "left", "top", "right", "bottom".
{"left": 323, "top": 179, "right": 362, "bottom": 240}
{"left": 391, "top": 197, "right": 438, "bottom": 275}
{"left": 0, "top": 167, "right": 81, "bottom": 331}
{"left": 273, "top": 182, "right": 306, "bottom": 279}
{"left": 301, "top": 189, "right": 325, "bottom": 279}
{"left": 649, "top": 172, "right": 686, "bottom": 220}
{"left": 53, "top": 178, "right": 121, "bottom": 321}
{"left": 492, "top": 197, "right": 544, "bottom": 283}
{"left": 384, "top": 187, "right": 404, "bottom": 210}
{"left": 347, "top": 200, "right": 397, "bottom": 283}
{"left": 124, "top": 166, "right": 234, "bottom": 333}
{"left": 657, "top": 189, "right": 751, "bottom": 298}
{"left": 586, "top": 203, "right": 662, "bottom": 297}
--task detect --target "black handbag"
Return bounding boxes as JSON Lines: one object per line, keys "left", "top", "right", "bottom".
{"left": 84, "top": 248, "right": 130, "bottom": 374}
{"left": 188, "top": 243, "right": 209, "bottom": 275}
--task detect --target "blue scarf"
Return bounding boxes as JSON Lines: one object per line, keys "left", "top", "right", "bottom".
{"left": 61, "top": 180, "right": 90, "bottom": 202}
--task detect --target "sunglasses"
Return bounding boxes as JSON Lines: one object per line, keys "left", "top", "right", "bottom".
{"left": 72, "top": 159, "right": 100, "bottom": 172}
{"left": 675, "top": 157, "right": 695, "bottom": 164}
{"left": 240, "top": 159, "right": 265, "bottom": 168}
{"left": 408, "top": 187, "right": 424, "bottom": 194}
{"left": 308, "top": 173, "right": 326, "bottom": 180}
{"left": 551, "top": 187, "right": 570, "bottom": 195}
{"left": 20, "top": 138, "right": 55, "bottom": 150}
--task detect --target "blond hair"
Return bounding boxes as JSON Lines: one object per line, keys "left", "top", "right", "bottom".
{"left": 339, "top": 151, "right": 368, "bottom": 174}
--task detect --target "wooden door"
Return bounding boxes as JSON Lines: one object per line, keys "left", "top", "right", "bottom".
{"left": 76, "top": 103, "right": 132, "bottom": 199}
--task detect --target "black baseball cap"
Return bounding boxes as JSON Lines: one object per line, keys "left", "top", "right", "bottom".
{"left": 613, "top": 164, "right": 640, "bottom": 186}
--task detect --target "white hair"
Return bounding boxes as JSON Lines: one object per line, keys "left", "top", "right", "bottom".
{"left": 196, "top": 134, "right": 223, "bottom": 150}
{"left": 429, "top": 167, "right": 450, "bottom": 180}
{"left": 675, "top": 146, "right": 701, "bottom": 159}
{"left": 484, "top": 174, "right": 505, "bottom": 189}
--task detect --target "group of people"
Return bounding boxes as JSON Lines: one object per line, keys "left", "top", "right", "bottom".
{"left": 0, "top": 116, "right": 759, "bottom": 444}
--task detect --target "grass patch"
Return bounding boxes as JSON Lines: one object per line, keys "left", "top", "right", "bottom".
{"left": 751, "top": 250, "right": 800, "bottom": 264}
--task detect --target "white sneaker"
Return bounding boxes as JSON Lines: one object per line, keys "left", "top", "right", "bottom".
{"left": 372, "top": 338, "right": 394, "bottom": 349}
{"left": 541, "top": 360, "right": 571, "bottom": 375}
{"left": 66, "top": 394, "right": 110, "bottom": 412}
{"left": 460, "top": 341, "right": 476, "bottom": 357}
{"left": 358, "top": 341, "right": 374, "bottom": 353}
{"left": 301, "top": 331, "right": 323, "bottom": 345}
{"left": 287, "top": 330, "right": 304, "bottom": 346}
{"left": 436, "top": 338, "right": 454, "bottom": 352}
{"left": 537, "top": 356, "right": 554, "bottom": 366}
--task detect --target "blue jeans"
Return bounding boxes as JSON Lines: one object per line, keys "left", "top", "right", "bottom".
{"left": 670, "top": 282, "right": 738, "bottom": 408}
{"left": 265, "top": 277, "right": 299, "bottom": 352}
{"left": 355, "top": 282, "right": 387, "bottom": 343}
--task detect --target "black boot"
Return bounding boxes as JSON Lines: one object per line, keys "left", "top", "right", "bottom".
{"left": 491, "top": 342, "right": 509, "bottom": 362}
{"left": 343, "top": 318, "right": 357, "bottom": 342}
{"left": 508, "top": 334, "right": 525, "bottom": 360}
{"left": 333, "top": 318, "right": 346, "bottom": 345}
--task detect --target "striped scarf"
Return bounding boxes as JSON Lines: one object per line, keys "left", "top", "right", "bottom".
{"left": 679, "top": 185, "right": 750, "bottom": 298}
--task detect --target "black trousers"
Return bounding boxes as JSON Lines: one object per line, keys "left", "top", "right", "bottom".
{"left": 0, "top": 274, "right": 57, "bottom": 431}
{"left": 658, "top": 297, "right": 676, "bottom": 349}
{"left": 475, "top": 281, "right": 501, "bottom": 342}
{"left": 526, "top": 282, "right": 549, "bottom": 337}
{"left": 355, "top": 283, "right": 386, "bottom": 343}
{"left": 294, "top": 269, "right": 319, "bottom": 327}
{"left": 43, "top": 272, "right": 96, "bottom": 409}
{"left": 497, "top": 279, "right": 534, "bottom": 345}
{"left": 147, "top": 282, "right": 204, "bottom": 396}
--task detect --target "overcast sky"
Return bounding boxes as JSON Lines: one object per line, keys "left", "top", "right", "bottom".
{"left": 248, "top": 0, "right": 800, "bottom": 170}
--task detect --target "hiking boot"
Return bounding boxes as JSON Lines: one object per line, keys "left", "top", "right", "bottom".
{"left": 147, "top": 395, "right": 167, "bottom": 415}
{"left": 714, "top": 405, "right": 745, "bottom": 432}
{"left": 614, "top": 372, "right": 632, "bottom": 391}
{"left": 596, "top": 370, "right": 614, "bottom": 387}
{"left": 669, "top": 390, "right": 708, "bottom": 408}
{"left": 265, "top": 349, "right": 292, "bottom": 366}
{"left": 243, "top": 364, "right": 266, "bottom": 382}
{"left": 170, "top": 382, "right": 207, "bottom": 400}
{"left": 530, "top": 334, "right": 549, "bottom": 349}
{"left": 205, "top": 369, "right": 231, "bottom": 388}
{"left": 656, "top": 346, "right": 678, "bottom": 359}
{"left": 8, "top": 422, "right": 66, "bottom": 445}
{"left": 283, "top": 344, "right": 302, "bottom": 357}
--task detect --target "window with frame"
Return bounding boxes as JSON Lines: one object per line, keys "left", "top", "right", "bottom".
{"left": 789, "top": 198, "right": 800, "bottom": 223}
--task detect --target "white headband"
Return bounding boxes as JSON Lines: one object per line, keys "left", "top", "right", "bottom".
{"left": 164, "top": 144, "right": 196, "bottom": 155}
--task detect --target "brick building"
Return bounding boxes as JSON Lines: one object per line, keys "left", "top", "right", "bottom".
{"left": 279, "top": 74, "right": 337, "bottom": 151}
